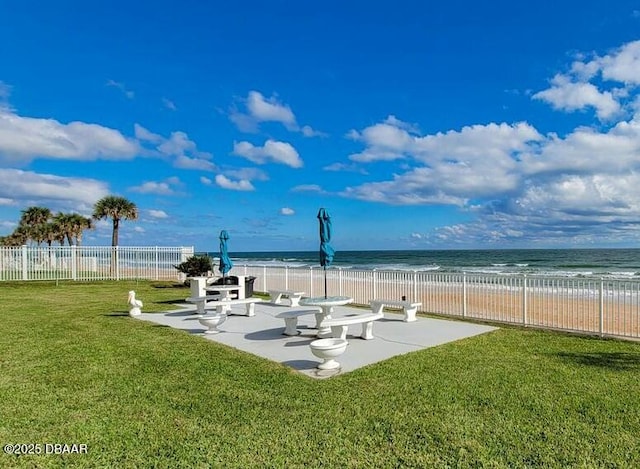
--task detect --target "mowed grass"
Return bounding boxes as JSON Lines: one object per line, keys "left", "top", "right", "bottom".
{"left": 1, "top": 281, "right": 640, "bottom": 468}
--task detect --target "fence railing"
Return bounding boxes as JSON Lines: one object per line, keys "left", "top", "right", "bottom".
{"left": 4, "top": 251, "right": 640, "bottom": 340}
{"left": 235, "top": 264, "right": 640, "bottom": 340}
{"left": 0, "top": 246, "right": 194, "bottom": 281}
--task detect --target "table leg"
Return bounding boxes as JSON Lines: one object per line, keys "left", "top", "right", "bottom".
{"left": 317, "top": 306, "right": 334, "bottom": 338}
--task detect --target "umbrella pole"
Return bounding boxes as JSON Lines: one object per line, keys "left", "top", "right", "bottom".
{"left": 324, "top": 266, "right": 327, "bottom": 299}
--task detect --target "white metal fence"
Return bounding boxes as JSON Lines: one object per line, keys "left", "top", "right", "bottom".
{"left": 235, "top": 264, "right": 640, "bottom": 340}
{"left": 0, "top": 246, "right": 194, "bottom": 281}
{"left": 4, "top": 249, "right": 640, "bottom": 340}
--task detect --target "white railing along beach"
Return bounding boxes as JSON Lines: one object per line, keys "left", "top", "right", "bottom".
{"left": 3, "top": 247, "right": 639, "bottom": 340}
{"left": 0, "top": 246, "right": 194, "bottom": 281}
{"left": 235, "top": 264, "right": 640, "bottom": 340}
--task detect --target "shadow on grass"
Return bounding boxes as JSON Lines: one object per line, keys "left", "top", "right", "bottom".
{"left": 151, "top": 282, "right": 188, "bottom": 289}
{"left": 104, "top": 311, "right": 129, "bottom": 317}
{"left": 556, "top": 352, "right": 640, "bottom": 370}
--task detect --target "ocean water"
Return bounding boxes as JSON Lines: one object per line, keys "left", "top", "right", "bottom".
{"left": 200, "top": 248, "right": 640, "bottom": 280}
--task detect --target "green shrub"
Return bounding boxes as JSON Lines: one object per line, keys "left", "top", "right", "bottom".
{"left": 173, "top": 255, "right": 213, "bottom": 277}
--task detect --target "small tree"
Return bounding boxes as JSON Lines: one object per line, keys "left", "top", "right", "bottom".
{"left": 92, "top": 196, "right": 138, "bottom": 247}
{"left": 174, "top": 255, "right": 213, "bottom": 277}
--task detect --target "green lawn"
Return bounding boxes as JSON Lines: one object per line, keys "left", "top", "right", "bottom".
{"left": 1, "top": 281, "right": 639, "bottom": 468}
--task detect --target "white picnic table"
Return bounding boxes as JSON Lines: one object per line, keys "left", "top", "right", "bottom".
{"left": 299, "top": 296, "right": 354, "bottom": 337}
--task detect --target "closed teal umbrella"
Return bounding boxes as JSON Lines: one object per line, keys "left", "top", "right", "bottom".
{"left": 317, "top": 208, "right": 335, "bottom": 298}
{"left": 219, "top": 230, "right": 233, "bottom": 278}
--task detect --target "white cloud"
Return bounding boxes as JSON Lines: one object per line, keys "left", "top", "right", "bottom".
{"left": 533, "top": 40, "right": 640, "bottom": 122}
{"left": 0, "top": 109, "right": 141, "bottom": 163}
{"left": 301, "top": 125, "right": 327, "bottom": 137}
{"left": 246, "top": 91, "right": 296, "bottom": 128}
{"left": 280, "top": 207, "right": 295, "bottom": 215}
{"left": 533, "top": 74, "right": 621, "bottom": 120}
{"left": 200, "top": 176, "right": 213, "bottom": 185}
{"left": 340, "top": 87, "right": 640, "bottom": 245}
{"left": 229, "top": 90, "right": 323, "bottom": 137}
{"left": 0, "top": 81, "right": 12, "bottom": 111}
{"left": 598, "top": 40, "right": 640, "bottom": 86}
{"left": 162, "top": 98, "right": 177, "bottom": 111}
{"left": 0, "top": 169, "right": 109, "bottom": 210}
{"left": 0, "top": 100, "right": 210, "bottom": 176}
{"left": 106, "top": 79, "right": 134, "bottom": 99}
{"left": 174, "top": 155, "right": 216, "bottom": 171}
{"left": 215, "top": 174, "right": 255, "bottom": 191}
{"left": 348, "top": 120, "right": 415, "bottom": 162}
{"left": 521, "top": 119, "right": 640, "bottom": 175}
{"left": 223, "top": 167, "right": 269, "bottom": 181}
{"left": 134, "top": 124, "right": 164, "bottom": 144}
{"left": 130, "top": 181, "right": 175, "bottom": 195}
{"left": 344, "top": 117, "right": 542, "bottom": 204}
{"left": 136, "top": 125, "right": 216, "bottom": 171}
{"left": 290, "top": 184, "right": 326, "bottom": 194}
{"left": 233, "top": 139, "right": 303, "bottom": 168}
{"left": 148, "top": 209, "right": 169, "bottom": 219}
{"left": 323, "top": 162, "right": 368, "bottom": 174}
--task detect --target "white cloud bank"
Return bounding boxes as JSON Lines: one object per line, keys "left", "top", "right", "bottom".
{"left": 0, "top": 168, "right": 109, "bottom": 212}
{"left": 343, "top": 40, "right": 640, "bottom": 246}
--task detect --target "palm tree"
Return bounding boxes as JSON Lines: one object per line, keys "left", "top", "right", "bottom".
{"left": 54, "top": 213, "right": 73, "bottom": 246}
{"left": 20, "top": 206, "right": 51, "bottom": 227}
{"left": 4, "top": 226, "right": 29, "bottom": 246}
{"left": 19, "top": 206, "right": 52, "bottom": 245}
{"left": 43, "top": 222, "right": 60, "bottom": 247}
{"left": 92, "top": 196, "right": 138, "bottom": 247}
{"left": 68, "top": 214, "right": 94, "bottom": 246}
{"left": 54, "top": 213, "right": 94, "bottom": 246}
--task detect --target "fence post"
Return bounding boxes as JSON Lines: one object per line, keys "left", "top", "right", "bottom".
{"left": 115, "top": 246, "right": 120, "bottom": 281}
{"left": 21, "top": 245, "right": 28, "bottom": 281}
{"left": 339, "top": 268, "right": 343, "bottom": 296}
{"left": 599, "top": 278, "right": 604, "bottom": 337}
{"left": 522, "top": 275, "right": 528, "bottom": 326}
{"left": 462, "top": 272, "right": 467, "bottom": 318}
{"left": 373, "top": 269, "right": 377, "bottom": 299}
{"left": 413, "top": 271, "right": 418, "bottom": 300}
{"left": 71, "top": 245, "right": 77, "bottom": 281}
{"left": 309, "top": 266, "right": 314, "bottom": 297}
{"left": 155, "top": 246, "right": 159, "bottom": 280}
{"left": 263, "top": 266, "right": 267, "bottom": 292}
{"left": 285, "top": 265, "right": 289, "bottom": 290}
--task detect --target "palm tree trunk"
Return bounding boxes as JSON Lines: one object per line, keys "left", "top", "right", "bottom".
{"left": 112, "top": 219, "right": 119, "bottom": 247}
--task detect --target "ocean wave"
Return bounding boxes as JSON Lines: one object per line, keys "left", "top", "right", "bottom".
{"left": 220, "top": 250, "right": 640, "bottom": 281}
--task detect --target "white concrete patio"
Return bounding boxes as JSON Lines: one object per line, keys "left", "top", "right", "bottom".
{"left": 135, "top": 301, "right": 497, "bottom": 379}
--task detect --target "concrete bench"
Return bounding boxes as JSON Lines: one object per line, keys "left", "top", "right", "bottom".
{"left": 212, "top": 297, "right": 265, "bottom": 316}
{"left": 276, "top": 309, "right": 323, "bottom": 336}
{"left": 370, "top": 299, "right": 422, "bottom": 322}
{"left": 323, "top": 312, "right": 383, "bottom": 340}
{"left": 185, "top": 295, "right": 223, "bottom": 315}
{"left": 268, "top": 290, "right": 306, "bottom": 307}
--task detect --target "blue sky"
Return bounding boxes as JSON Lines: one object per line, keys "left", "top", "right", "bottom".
{"left": 1, "top": 1, "right": 640, "bottom": 252}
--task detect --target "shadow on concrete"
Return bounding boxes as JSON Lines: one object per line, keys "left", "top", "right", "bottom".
{"left": 244, "top": 328, "right": 290, "bottom": 341}
{"left": 281, "top": 359, "right": 318, "bottom": 371}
